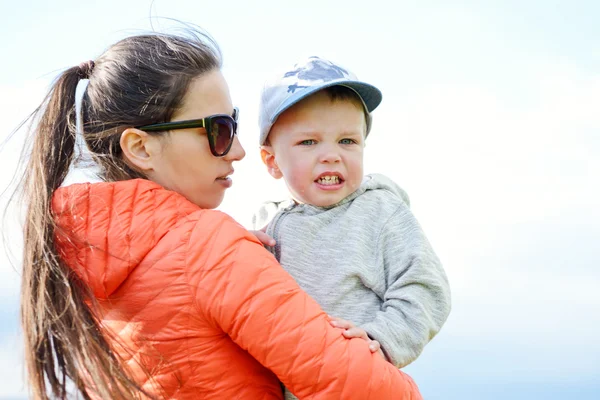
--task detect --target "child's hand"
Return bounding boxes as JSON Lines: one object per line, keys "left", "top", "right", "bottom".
{"left": 249, "top": 229, "right": 276, "bottom": 247}
{"left": 329, "top": 316, "right": 385, "bottom": 357}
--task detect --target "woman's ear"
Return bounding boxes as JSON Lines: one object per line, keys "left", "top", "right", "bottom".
{"left": 260, "top": 146, "right": 283, "bottom": 179}
{"left": 119, "top": 128, "right": 158, "bottom": 172}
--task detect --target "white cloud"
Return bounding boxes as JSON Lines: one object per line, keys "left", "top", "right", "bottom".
{"left": 368, "top": 66, "right": 599, "bottom": 223}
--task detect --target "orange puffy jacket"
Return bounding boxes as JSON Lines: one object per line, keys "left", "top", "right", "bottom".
{"left": 53, "top": 179, "right": 422, "bottom": 399}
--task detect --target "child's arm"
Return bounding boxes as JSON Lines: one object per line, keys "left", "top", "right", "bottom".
{"left": 360, "top": 203, "right": 452, "bottom": 368}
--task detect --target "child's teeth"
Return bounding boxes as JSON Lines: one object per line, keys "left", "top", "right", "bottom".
{"left": 319, "top": 176, "right": 339, "bottom": 184}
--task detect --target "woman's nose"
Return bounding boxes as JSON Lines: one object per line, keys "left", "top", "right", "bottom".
{"left": 225, "top": 135, "right": 246, "bottom": 161}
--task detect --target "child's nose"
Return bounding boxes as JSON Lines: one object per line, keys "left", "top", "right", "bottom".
{"left": 319, "top": 145, "right": 341, "bottom": 164}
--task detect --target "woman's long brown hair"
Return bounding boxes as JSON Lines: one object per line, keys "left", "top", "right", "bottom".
{"left": 17, "top": 28, "right": 221, "bottom": 399}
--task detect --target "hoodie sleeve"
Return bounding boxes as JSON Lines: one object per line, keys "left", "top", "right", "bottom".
{"left": 186, "top": 211, "right": 422, "bottom": 400}
{"left": 360, "top": 204, "right": 452, "bottom": 368}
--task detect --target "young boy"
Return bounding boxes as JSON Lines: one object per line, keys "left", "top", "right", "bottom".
{"left": 254, "top": 56, "right": 451, "bottom": 398}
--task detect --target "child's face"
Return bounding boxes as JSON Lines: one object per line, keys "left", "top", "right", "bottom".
{"left": 262, "top": 91, "right": 366, "bottom": 207}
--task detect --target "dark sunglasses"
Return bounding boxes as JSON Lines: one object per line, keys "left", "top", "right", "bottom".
{"left": 137, "top": 107, "right": 239, "bottom": 157}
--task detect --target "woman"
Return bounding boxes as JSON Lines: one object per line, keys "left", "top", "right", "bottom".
{"left": 18, "top": 29, "right": 422, "bottom": 399}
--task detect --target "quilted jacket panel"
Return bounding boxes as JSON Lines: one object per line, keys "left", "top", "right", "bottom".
{"left": 52, "top": 179, "right": 422, "bottom": 399}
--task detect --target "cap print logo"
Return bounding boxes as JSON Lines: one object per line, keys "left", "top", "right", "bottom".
{"left": 284, "top": 56, "right": 350, "bottom": 93}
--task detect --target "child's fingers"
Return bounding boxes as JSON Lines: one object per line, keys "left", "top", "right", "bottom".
{"left": 342, "top": 327, "right": 368, "bottom": 340}
{"left": 369, "top": 340, "right": 381, "bottom": 353}
{"left": 331, "top": 318, "right": 381, "bottom": 354}
{"left": 329, "top": 317, "right": 354, "bottom": 329}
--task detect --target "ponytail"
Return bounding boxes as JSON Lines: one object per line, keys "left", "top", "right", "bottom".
{"left": 20, "top": 67, "right": 146, "bottom": 399}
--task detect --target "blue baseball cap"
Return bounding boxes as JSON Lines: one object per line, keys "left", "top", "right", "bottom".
{"left": 258, "top": 56, "right": 382, "bottom": 145}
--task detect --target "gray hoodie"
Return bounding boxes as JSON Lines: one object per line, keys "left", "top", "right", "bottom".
{"left": 254, "top": 173, "right": 451, "bottom": 374}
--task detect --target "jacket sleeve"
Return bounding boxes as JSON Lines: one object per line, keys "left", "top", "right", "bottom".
{"left": 360, "top": 204, "right": 452, "bottom": 368}
{"left": 186, "top": 211, "right": 422, "bottom": 400}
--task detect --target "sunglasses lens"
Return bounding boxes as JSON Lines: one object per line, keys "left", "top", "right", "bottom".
{"left": 210, "top": 117, "right": 235, "bottom": 155}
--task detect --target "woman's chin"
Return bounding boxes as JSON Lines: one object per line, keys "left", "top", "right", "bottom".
{"left": 194, "top": 193, "right": 225, "bottom": 210}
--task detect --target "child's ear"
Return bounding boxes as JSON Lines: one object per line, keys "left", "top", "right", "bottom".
{"left": 260, "top": 146, "right": 283, "bottom": 179}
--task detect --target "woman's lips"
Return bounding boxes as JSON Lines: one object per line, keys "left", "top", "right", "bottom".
{"left": 216, "top": 170, "right": 234, "bottom": 188}
{"left": 216, "top": 176, "right": 233, "bottom": 188}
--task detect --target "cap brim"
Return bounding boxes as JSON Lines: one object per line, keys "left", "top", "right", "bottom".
{"left": 270, "top": 79, "right": 382, "bottom": 124}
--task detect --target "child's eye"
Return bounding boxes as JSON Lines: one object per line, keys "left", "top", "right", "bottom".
{"left": 339, "top": 138, "right": 357, "bottom": 145}
{"left": 298, "top": 139, "right": 317, "bottom": 146}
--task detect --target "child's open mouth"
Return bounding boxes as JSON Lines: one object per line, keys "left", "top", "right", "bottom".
{"left": 315, "top": 173, "right": 344, "bottom": 189}
{"left": 316, "top": 175, "right": 342, "bottom": 185}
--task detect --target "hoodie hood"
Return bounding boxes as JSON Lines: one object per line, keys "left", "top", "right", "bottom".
{"left": 341, "top": 173, "right": 410, "bottom": 207}
{"left": 52, "top": 179, "right": 200, "bottom": 299}
{"left": 252, "top": 173, "right": 410, "bottom": 229}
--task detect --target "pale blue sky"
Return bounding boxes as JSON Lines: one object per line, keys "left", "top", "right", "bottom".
{"left": 1, "top": 1, "right": 599, "bottom": 399}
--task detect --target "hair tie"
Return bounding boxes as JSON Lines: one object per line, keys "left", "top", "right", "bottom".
{"left": 77, "top": 60, "right": 95, "bottom": 79}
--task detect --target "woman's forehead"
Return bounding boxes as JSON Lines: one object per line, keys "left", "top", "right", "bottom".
{"left": 174, "top": 70, "right": 233, "bottom": 120}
